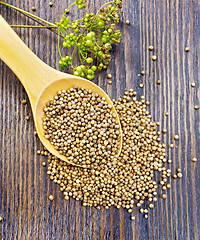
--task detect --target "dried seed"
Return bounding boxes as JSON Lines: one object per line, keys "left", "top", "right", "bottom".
{"left": 191, "top": 82, "right": 196, "bottom": 87}
{"left": 22, "top": 99, "right": 27, "bottom": 104}
{"left": 165, "top": 111, "right": 169, "bottom": 116}
{"left": 192, "top": 157, "right": 197, "bottom": 162}
{"left": 25, "top": 116, "right": 30, "bottom": 120}
{"left": 107, "top": 74, "right": 112, "bottom": 79}
{"left": 141, "top": 71, "right": 145, "bottom": 76}
{"left": 49, "top": 2, "right": 53, "bottom": 6}
{"left": 108, "top": 80, "right": 112, "bottom": 85}
{"left": 32, "top": 6, "right": 36, "bottom": 11}
{"left": 152, "top": 55, "right": 157, "bottom": 61}
{"left": 49, "top": 195, "right": 54, "bottom": 201}
{"left": 42, "top": 162, "right": 46, "bottom": 166}
{"left": 131, "top": 216, "right": 135, "bottom": 221}
{"left": 194, "top": 105, "right": 199, "bottom": 110}
{"left": 174, "top": 135, "right": 179, "bottom": 140}
{"left": 0, "top": 216, "right": 2, "bottom": 221}
{"left": 157, "top": 80, "right": 161, "bottom": 85}
{"left": 184, "top": 47, "right": 189, "bottom": 52}
{"left": 139, "top": 83, "right": 144, "bottom": 88}
{"left": 148, "top": 45, "right": 154, "bottom": 51}
{"left": 126, "top": 20, "right": 130, "bottom": 25}
{"left": 177, "top": 173, "right": 182, "bottom": 178}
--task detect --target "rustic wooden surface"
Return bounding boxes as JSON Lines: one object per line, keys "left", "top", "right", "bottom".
{"left": 0, "top": 0, "right": 200, "bottom": 239}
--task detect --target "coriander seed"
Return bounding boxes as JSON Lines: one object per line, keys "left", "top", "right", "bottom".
{"left": 108, "top": 80, "right": 112, "bottom": 85}
{"left": 22, "top": 99, "right": 27, "bottom": 104}
{"left": 174, "top": 135, "right": 179, "bottom": 140}
{"left": 148, "top": 45, "right": 154, "bottom": 51}
{"left": 194, "top": 105, "right": 199, "bottom": 110}
{"left": 126, "top": 20, "right": 130, "bottom": 25}
{"left": 191, "top": 82, "right": 195, "bottom": 87}
{"left": 49, "top": 195, "right": 54, "bottom": 201}
{"left": 107, "top": 73, "right": 112, "bottom": 79}
{"left": 192, "top": 157, "right": 197, "bottom": 162}
{"left": 185, "top": 47, "right": 189, "bottom": 52}
{"left": 152, "top": 55, "right": 157, "bottom": 61}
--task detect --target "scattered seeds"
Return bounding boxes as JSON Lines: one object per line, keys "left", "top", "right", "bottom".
{"left": 139, "top": 83, "right": 144, "bottom": 88}
{"left": 174, "top": 135, "right": 179, "bottom": 140}
{"left": 168, "top": 159, "right": 172, "bottom": 164}
{"left": 25, "top": 116, "right": 30, "bottom": 120}
{"left": 169, "top": 144, "right": 174, "bottom": 148}
{"left": 177, "top": 168, "right": 181, "bottom": 173}
{"left": 46, "top": 89, "right": 168, "bottom": 212}
{"left": 126, "top": 20, "right": 130, "bottom": 25}
{"left": 173, "top": 174, "right": 177, "bottom": 179}
{"left": 22, "top": 99, "right": 27, "bottom": 104}
{"left": 107, "top": 80, "right": 112, "bottom": 85}
{"left": 148, "top": 45, "right": 154, "bottom": 51}
{"left": 166, "top": 184, "right": 171, "bottom": 188}
{"left": 144, "top": 214, "right": 148, "bottom": 219}
{"left": 152, "top": 55, "right": 157, "bottom": 61}
{"left": 184, "top": 47, "right": 189, "bottom": 52}
{"left": 191, "top": 82, "right": 196, "bottom": 87}
{"left": 192, "top": 157, "right": 197, "bottom": 162}
{"left": 157, "top": 80, "right": 161, "bottom": 85}
{"left": 146, "top": 101, "right": 150, "bottom": 105}
{"left": 107, "top": 73, "right": 112, "bottom": 79}
{"left": 37, "top": 150, "right": 41, "bottom": 155}
{"left": 194, "top": 105, "right": 199, "bottom": 110}
{"left": 42, "top": 162, "right": 46, "bottom": 166}
{"left": 32, "top": 6, "right": 36, "bottom": 11}
{"left": 141, "top": 71, "right": 145, "bottom": 76}
{"left": 49, "top": 195, "right": 54, "bottom": 201}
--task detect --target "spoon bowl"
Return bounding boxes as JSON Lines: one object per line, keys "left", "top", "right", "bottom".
{"left": 0, "top": 15, "right": 122, "bottom": 165}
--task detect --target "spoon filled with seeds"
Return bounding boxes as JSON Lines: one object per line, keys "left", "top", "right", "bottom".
{"left": 0, "top": 16, "right": 122, "bottom": 166}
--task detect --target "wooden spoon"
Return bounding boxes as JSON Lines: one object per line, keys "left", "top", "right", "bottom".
{"left": 0, "top": 15, "right": 122, "bottom": 165}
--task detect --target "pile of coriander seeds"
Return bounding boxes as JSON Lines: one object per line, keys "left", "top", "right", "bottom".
{"left": 44, "top": 88, "right": 173, "bottom": 219}
{"left": 42, "top": 86, "right": 121, "bottom": 167}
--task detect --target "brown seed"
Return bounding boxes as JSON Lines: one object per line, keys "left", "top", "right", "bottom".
{"left": 141, "top": 71, "right": 145, "bottom": 76}
{"left": 191, "top": 82, "right": 196, "bottom": 87}
{"left": 126, "top": 20, "right": 130, "bottom": 25}
{"left": 168, "top": 159, "right": 172, "bottom": 164}
{"left": 192, "top": 157, "right": 197, "bottom": 162}
{"left": 49, "top": 2, "right": 53, "bottom": 6}
{"left": 32, "top": 6, "right": 36, "bottom": 11}
{"left": 107, "top": 80, "right": 112, "bottom": 85}
{"left": 173, "top": 174, "right": 177, "bottom": 179}
{"left": 149, "top": 203, "right": 154, "bottom": 208}
{"left": 162, "top": 194, "right": 167, "bottom": 199}
{"left": 131, "top": 216, "right": 135, "bottom": 221}
{"left": 37, "top": 150, "right": 41, "bottom": 155}
{"left": 146, "top": 101, "right": 150, "bottom": 105}
{"left": 169, "top": 144, "right": 174, "bottom": 148}
{"left": 165, "top": 111, "right": 169, "bottom": 116}
{"left": 152, "top": 55, "right": 157, "bottom": 61}
{"left": 22, "top": 99, "right": 27, "bottom": 104}
{"left": 174, "top": 135, "right": 179, "bottom": 140}
{"left": 166, "top": 184, "right": 171, "bottom": 188}
{"left": 139, "top": 83, "right": 144, "bottom": 88}
{"left": 107, "top": 73, "right": 112, "bottom": 79}
{"left": 185, "top": 47, "right": 189, "bottom": 52}
{"left": 177, "top": 173, "right": 182, "bottom": 178}
{"left": 25, "top": 116, "right": 30, "bottom": 120}
{"left": 177, "top": 168, "right": 181, "bottom": 173}
{"left": 49, "top": 195, "right": 54, "bottom": 201}
{"left": 157, "top": 80, "right": 161, "bottom": 85}
{"left": 42, "top": 162, "right": 46, "bottom": 166}
{"left": 162, "top": 129, "right": 167, "bottom": 134}
{"left": 194, "top": 105, "right": 199, "bottom": 110}
{"left": 148, "top": 45, "right": 154, "bottom": 51}
{"left": 34, "top": 130, "right": 37, "bottom": 136}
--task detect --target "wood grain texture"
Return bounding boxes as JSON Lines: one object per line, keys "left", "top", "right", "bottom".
{"left": 0, "top": 0, "right": 200, "bottom": 239}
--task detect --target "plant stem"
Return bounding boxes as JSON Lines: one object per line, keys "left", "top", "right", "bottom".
{"left": 96, "top": 1, "right": 114, "bottom": 14}
{"left": 58, "top": 30, "right": 63, "bottom": 58}
{"left": 65, "top": 2, "right": 76, "bottom": 13}
{"left": 10, "top": 25, "right": 57, "bottom": 28}
{"left": 0, "top": 1, "right": 56, "bottom": 27}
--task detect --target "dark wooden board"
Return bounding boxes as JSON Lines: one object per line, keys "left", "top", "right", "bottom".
{"left": 0, "top": 0, "right": 200, "bottom": 239}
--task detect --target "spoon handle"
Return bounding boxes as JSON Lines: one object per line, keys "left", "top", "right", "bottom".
{"left": 0, "top": 15, "right": 56, "bottom": 107}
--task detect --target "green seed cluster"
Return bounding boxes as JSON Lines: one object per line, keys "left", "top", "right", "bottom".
{"left": 46, "top": 89, "right": 171, "bottom": 216}
{"left": 56, "top": 1, "right": 122, "bottom": 80}
{"left": 43, "top": 86, "right": 120, "bottom": 167}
